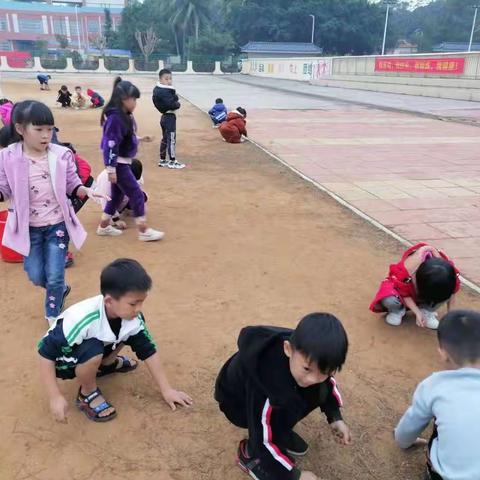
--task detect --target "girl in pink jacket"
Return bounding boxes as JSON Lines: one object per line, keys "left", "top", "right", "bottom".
{"left": 0, "top": 100, "right": 105, "bottom": 324}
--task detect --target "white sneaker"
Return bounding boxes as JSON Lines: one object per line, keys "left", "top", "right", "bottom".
{"left": 158, "top": 159, "right": 169, "bottom": 167}
{"left": 97, "top": 225, "right": 123, "bottom": 236}
{"left": 138, "top": 228, "right": 164, "bottom": 242}
{"left": 385, "top": 308, "right": 406, "bottom": 327}
{"left": 420, "top": 309, "right": 439, "bottom": 330}
{"left": 168, "top": 161, "right": 186, "bottom": 169}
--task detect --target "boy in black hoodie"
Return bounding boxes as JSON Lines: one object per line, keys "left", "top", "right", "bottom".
{"left": 152, "top": 68, "right": 185, "bottom": 169}
{"left": 215, "top": 313, "right": 351, "bottom": 480}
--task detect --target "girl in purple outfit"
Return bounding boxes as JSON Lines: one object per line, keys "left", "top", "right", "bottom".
{"left": 97, "top": 77, "right": 163, "bottom": 242}
{"left": 0, "top": 101, "right": 106, "bottom": 324}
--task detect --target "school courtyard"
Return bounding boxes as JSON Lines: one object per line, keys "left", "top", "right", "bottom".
{"left": 1, "top": 73, "right": 480, "bottom": 480}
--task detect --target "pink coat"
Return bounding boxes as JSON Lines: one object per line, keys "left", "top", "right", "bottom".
{"left": 0, "top": 142, "right": 87, "bottom": 256}
{"left": 0, "top": 102, "right": 13, "bottom": 125}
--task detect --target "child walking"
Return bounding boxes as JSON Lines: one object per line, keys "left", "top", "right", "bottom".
{"left": 152, "top": 68, "right": 185, "bottom": 169}
{"left": 57, "top": 85, "right": 72, "bottom": 108}
{"left": 219, "top": 107, "right": 247, "bottom": 143}
{"left": 370, "top": 243, "right": 460, "bottom": 329}
{"left": 0, "top": 100, "right": 105, "bottom": 324}
{"left": 38, "top": 258, "right": 193, "bottom": 423}
{"left": 208, "top": 98, "right": 228, "bottom": 127}
{"left": 37, "top": 74, "right": 51, "bottom": 91}
{"left": 395, "top": 309, "right": 480, "bottom": 480}
{"left": 215, "top": 313, "right": 351, "bottom": 480}
{"left": 97, "top": 77, "right": 163, "bottom": 242}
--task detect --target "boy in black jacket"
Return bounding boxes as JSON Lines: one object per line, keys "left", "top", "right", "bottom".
{"left": 152, "top": 69, "right": 185, "bottom": 169}
{"left": 215, "top": 313, "right": 351, "bottom": 480}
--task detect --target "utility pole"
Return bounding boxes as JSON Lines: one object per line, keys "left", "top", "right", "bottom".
{"left": 309, "top": 14, "right": 315, "bottom": 44}
{"left": 381, "top": 3, "right": 392, "bottom": 55}
{"left": 469, "top": 6, "right": 479, "bottom": 52}
{"left": 74, "top": 5, "right": 81, "bottom": 51}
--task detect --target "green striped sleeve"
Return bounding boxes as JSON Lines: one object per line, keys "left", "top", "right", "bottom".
{"left": 65, "top": 310, "right": 100, "bottom": 346}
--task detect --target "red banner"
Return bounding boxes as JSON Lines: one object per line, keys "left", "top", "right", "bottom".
{"left": 375, "top": 57, "right": 465, "bottom": 74}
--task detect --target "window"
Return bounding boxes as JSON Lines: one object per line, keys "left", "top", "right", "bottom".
{"left": 19, "top": 18, "right": 43, "bottom": 34}
{"left": 0, "top": 40, "right": 11, "bottom": 50}
{"left": 69, "top": 20, "right": 80, "bottom": 36}
{"left": 53, "top": 19, "right": 66, "bottom": 35}
{"left": 87, "top": 19, "right": 100, "bottom": 33}
{"left": 0, "top": 17, "right": 7, "bottom": 31}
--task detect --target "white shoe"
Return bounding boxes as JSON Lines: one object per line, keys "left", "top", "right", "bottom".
{"left": 97, "top": 225, "right": 123, "bottom": 236}
{"left": 158, "top": 159, "right": 169, "bottom": 167}
{"left": 420, "top": 309, "right": 439, "bottom": 330}
{"left": 168, "top": 161, "right": 186, "bottom": 169}
{"left": 138, "top": 228, "right": 164, "bottom": 242}
{"left": 385, "top": 308, "right": 406, "bottom": 327}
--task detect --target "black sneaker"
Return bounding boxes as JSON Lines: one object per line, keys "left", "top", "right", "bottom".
{"left": 283, "top": 431, "right": 309, "bottom": 457}
{"left": 59, "top": 285, "right": 71, "bottom": 312}
{"left": 237, "top": 439, "right": 271, "bottom": 480}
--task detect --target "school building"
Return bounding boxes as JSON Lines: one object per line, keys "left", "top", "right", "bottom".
{"left": 0, "top": 0, "right": 123, "bottom": 52}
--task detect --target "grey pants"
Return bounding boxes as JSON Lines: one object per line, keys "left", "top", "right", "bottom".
{"left": 381, "top": 296, "right": 440, "bottom": 313}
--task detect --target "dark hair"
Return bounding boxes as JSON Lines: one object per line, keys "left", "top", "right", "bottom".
{"left": 216, "top": 98, "right": 223, "bottom": 104}
{"left": 0, "top": 98, "right": 11, "bottom": 105}
{"left": 75, "top": 86, "right": 81, "bottom": 90}
{"left": 47, "top": 75, "right": 51, "bottom": 79}
{"left": 100, "top": 258, "right": 152, "bottom": 298}
{"left": 60, "top": 142, "right": 76, "bottom": 154}
{"left": 159, "top": 68, "right": 172, "bottom": 78}
{"left": 3, "top": 100, "right": 54, "bottom": 146}
{"left": 130, "top": 158, "right": 143, "bottom": 180}
{"left": 101, "top": 76, "right": 140, "bottom": 135}
{"left": 0, "top": 125, "right": 10, "bottom": 148}
{"left": 438, "top": 310, "right": 480, "bottom": 365}
{"left": 290, "top": 313, "right": 348, "bottom": 374}
{"left": 237, "top": 107, "right": 247, "bottom": 117}
{"left": 416, "top": 257, "right": 457, "bottom": 305}
{"left": 60, "top": 85, "right": 68, "bottom": 91}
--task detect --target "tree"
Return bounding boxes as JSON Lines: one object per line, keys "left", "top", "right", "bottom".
{"left": 90, "top": 33, "right": 107, "bottom": 58}
{"left": 55, "top": 34, "right": 69, "bottom": 50}
{"left": 104, "top": 8, "right": 117, "bottom": 48}
{"left": 135, "top": 27, "right": 159, "bottom": 66}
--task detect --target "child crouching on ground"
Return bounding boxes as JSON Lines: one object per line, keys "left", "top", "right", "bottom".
{"left": 215, "top": 313, "right": 351, "bottom": 480}
{"left": 219, "top": 107, "right": 247, "bottom": 143}
{"left": 208, "top": 98, "right": 227, "bottom": 127}
{"left": 38, "top": 258, "right": 193, "bottom": 423}
{"left": 370, "top": 243, "right": 460, "bottom": 329}
{"left": 395, "top": 309, "right": 480, "bottom": 480}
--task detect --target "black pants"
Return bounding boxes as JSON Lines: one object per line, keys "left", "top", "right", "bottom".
{"left": 160, "top": 113, "right": 176, "bottom": 161}
{"left": 425, "top": 427, "right": 443, "bottom": 480}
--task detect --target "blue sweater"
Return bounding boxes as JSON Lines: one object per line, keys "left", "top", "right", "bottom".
{"left": 395, "top": 368, "right": 480, "bottom": 480}
{"left": 208, "top": 103, "right": 227, "bottom": 122}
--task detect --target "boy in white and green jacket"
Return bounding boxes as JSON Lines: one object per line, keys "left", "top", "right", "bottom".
{"left": 38, "top": 258, "right": 193, "bottom": 423}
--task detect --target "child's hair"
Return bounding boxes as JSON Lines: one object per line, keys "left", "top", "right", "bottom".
{"left": 60, "top": 141, "right": 76, "bottom": 154}
{"left": 438, "top": 310, "right": 480, "bottom": 365}
{"left": 290, "top": 312, "right": 348, "bottom": 374}
{"left": 75, "top": 86, "right": 81, "bottom": 90}
{"left": 47, "top": 75, "right": 51, "bottom": 79}
{"left": 216, "top": 98, "right": 223, "bottom": 104}
{"left": 131, "top": 158, "right": 143, "bottom": 181}
{"left": 416, "top": 257, "right": 457, "bottom": 305}
{"left": 60, "top": 85, "right": 68, "bottom": 92}
{"left": 100, "top": 258, "right": 152, "bottom": 298}
{"left": 3, "top": 100, "right": 54, "bottom": 146}
{"left": 101, "top": 76, "right": 140, "bottom": 135}
{"left": 237, "top": 107, "right": 247, "bottom": 118}
{"left": 159, "top": 68, "right": 172, "bottom": 78}
{"left": 0, "top": 98, "right": 11, "bottom": 105}
{"left": 0, "top": 125, "right": 10, "bottom": 148}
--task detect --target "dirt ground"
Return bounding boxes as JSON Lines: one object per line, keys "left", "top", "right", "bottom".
{"left": 1, "top": 75, "right": 479, "bottom": 480}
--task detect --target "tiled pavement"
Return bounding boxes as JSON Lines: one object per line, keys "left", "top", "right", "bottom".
{"left": 176, "top": 75, "right": 480, "bottom": 285}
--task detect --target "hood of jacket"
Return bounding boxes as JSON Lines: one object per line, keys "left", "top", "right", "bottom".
{"left": 155, "top": 82, "right": 176, "bottom": 90}
{"left": 87, "top": 89, "right": 94, "bottom": 96}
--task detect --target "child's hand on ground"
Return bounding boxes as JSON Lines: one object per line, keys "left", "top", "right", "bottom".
{"left": 50, "top": 394, "right": 69, "bottom": 423}
{"left": 140, "top": 135, "right": 154, "bottom": 143}
{"left": 330, "top": 420, "right": 352, "bottom": 445}
{"left": 162, "top": 388, "right": 193, "bottom": 411}
{"left": 107, "top": 172, "right": 117, "bottom": 184}
{"left": 416, "top": 313, "right": 426, "bottom": 328}
{"left": 300, "top": 471, "right": 318, "bottom": 480}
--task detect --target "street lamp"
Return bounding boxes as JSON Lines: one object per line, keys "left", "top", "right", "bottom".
{"left": 469, "top": 5, "right": 479, "bottom": 52}
{"left": 309, "top": 14, "right": 315, "bottom": 44}
{"left": 381, "top": 2, "right": 394, "bottom": 55}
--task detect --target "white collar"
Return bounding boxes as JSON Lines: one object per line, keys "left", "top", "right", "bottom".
{"left": 156, "top": 82, "right": 176, "bottom": 90}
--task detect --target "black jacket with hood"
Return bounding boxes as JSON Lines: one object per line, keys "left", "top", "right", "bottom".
{"left": 215, "top": 326, "right": 344, "bottom": 480}
{"left": 152, "top": 83, "right": 181, "bottom": 114}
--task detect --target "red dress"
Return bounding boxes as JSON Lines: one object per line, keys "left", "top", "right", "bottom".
{"left": 369, "top": 243, "right": 460, "bottom": 312}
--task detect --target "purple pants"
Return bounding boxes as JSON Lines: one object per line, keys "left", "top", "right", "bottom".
{"left": 104, "top": 163, "right": 145, "bottom": 218}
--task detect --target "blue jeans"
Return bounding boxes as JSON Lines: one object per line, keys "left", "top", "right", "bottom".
{"left": 24, "top": 222, "right": 69, "bottom": 319}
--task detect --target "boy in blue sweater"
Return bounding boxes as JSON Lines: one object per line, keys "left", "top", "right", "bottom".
{"left": 208, "top": 98, "right": 227, "bottom": 128}
{"left": 395, "top": 309, "right": 480, "bottom": 480}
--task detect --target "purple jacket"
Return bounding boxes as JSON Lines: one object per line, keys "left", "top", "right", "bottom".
{"left": 0, "top": 142, "right": 86, "bottom": 256}
{"left": 101, "top": 108, "right": 138, "bottom": 169}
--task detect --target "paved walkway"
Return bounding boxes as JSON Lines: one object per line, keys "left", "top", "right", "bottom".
{"left": 176, "top": 75, "right": 480, "bottom": 285}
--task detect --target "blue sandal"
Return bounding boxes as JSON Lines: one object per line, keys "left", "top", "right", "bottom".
{"left": 76, "top": 387, "right": 117, "bottom": 422}
{"left": 97, "top": 355, "right": 138, "bottom": 377}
